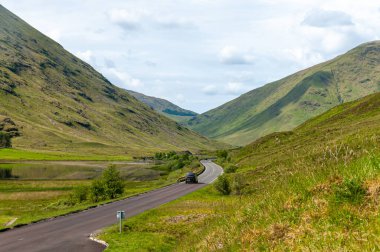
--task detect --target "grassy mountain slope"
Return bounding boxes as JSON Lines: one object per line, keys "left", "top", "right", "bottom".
{"left": 0, "top": 5, "right": 222, "bottom": 156}
{"left": 101, "top": 92, "right": 380, "bottom": 250}
{"left": 127, "top": 90, "right": 197, "bottom": 123}
{"left": 187, "top": 41, "right": 380, "bottom": 146}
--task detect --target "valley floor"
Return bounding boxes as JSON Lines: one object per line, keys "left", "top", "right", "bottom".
{"left": 0, "top": 152, "right": 200, "bottom": 230}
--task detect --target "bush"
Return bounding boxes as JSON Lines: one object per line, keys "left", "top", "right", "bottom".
{"left": 216, "top": 150, "right": 228, "bottom": 160}
{"left": 90, "top": 165, "right": 125, "bottom": 202}
{"left": 102, "top": 165, "right": 125, "bottom": 199}
{"left": 0, "top": 132, "right": 11, "bottom": 148}
{"left": 189, "top": 160, "right": 200, "bottom": 169}
{"left": 72, "top": 185, "right": 89, "bottom": 203}
{"left": 232, "top": 174, "right": 247, "bottom": 195}
{"left": 214, "top": 175, "right": 231, "bottom": 195}
{"left": 334, "top": 178, "right": 366, "bottom": 204}
{"left": 0, "top": 168, "right": 13, "bottom": 179}
{"left": 90, "top": 179, "right": 106, "bottom": 202}
{"left": 225, "top": 165, "right": 238, "bottom": 173}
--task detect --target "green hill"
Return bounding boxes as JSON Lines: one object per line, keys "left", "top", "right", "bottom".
{"left": 127, "top": 90, "right": 197, "bottom": 123}
{"left": 0, "top": 5, "right": 222, "bottom": 156}
{"left": 187, "top": 41, "right": 380, "bottom": 146}
{"left": 103, "top": 92, "right": 380, "bottom": 250}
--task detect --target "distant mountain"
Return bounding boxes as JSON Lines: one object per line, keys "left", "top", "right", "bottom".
{"left": 0, "top": 5, "right": 223, "bottom": 155}
{"left": 187, "top": 41, "right": 380, "bottom": 146}
{"left": 127, "top": 90, "right": 197, "bottom": 123}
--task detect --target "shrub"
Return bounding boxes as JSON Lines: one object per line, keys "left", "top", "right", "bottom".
{"left": 216, "top": 150, "right": 228, "bottom": 160}
{"left": 214, "top": 175, "right": 231, "bottom": 195}
{"left": 225, "top": 165, "right": 238, "bottom": 173}
{"left": 189, "top": 160, "right": 200, "bottom": 169}
{"left": 0, "top": 132, "right": 11, "bottom": 148}
{"left": 72, "top": 185, "right": 89, "bottom": 203}
{"left": 334, "top": 178, "right": 366, "bottom": 204}
{"left": 102, "top": 165, "right": 125, "bottom": 199}
{"left": 90, "top": 165, "right": 125, "bottom": 202}
{"left": 232, "top": 174, "right": 247, "bottom": 195}
{"left": 90, "top": 179, "right": 106, "bottom": 202}
{"left": 0, "top": 168, "right": 12, "bottom": 179}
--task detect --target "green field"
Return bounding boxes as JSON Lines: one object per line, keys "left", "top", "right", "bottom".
{"left": 99, "top": 93, "right": 380, "bottom": 251}
{"left": 0, "top": 148, "right": 133, "bottom": 161}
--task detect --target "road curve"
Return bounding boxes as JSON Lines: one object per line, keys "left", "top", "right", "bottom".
{"left": 0, "top": 160, "right": 223, "bottom": 252}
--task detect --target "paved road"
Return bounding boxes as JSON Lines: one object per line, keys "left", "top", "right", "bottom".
{"left": 0, "top": 160, "right": 223, "bottom": 252}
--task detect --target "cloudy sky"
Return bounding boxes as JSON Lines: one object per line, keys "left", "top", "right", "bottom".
{"left": 2, "top": 0, "right": 380, "bottom": 113}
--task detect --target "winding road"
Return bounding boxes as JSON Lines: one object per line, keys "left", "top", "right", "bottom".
{"left": 0, "top": 160, "right": 223, "bottom": 252}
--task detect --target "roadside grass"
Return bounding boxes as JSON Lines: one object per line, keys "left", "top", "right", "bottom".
{"left": 0, "top": 148, "right": 132, "bottom": 161}
{"left": 0, "top": 180, "right": 168, "bottom": 230}
{"left": 99, "top": 187, "right": 234, "bottom": 251}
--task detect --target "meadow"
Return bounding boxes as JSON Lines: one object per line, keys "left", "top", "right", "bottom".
{"left": 0, "top": 148, "right": 132, "bottom": 161}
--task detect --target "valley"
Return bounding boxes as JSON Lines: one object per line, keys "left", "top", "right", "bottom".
{"left": 1, "top": 2, "right": 380, "bottom": 252}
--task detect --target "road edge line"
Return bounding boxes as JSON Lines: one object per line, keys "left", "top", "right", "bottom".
{"left": 89, "top": 231, "right": 109, "bottom": 248}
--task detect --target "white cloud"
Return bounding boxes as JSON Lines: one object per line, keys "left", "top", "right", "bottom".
{"left": 225, "top": 82, "right": 247, "bottom": 95}
{"left": 202, "top": 84, "right": 218, "bottom": 95}
{"left": 302, "top": 9, "right": 353, "bottom": 27}
{"left": 104, "top": 58, "right": 116, "bottom": 68}
{"left": 108, "top": 9, "right": 194, "bottom": 31}
{"left": 45, "top": 29, "right": 62, "bottom": 42}
{"left": 283, "top": 47, "right": 324, "bottom": 66}
{"left": 202, "top": 82, "right": 249, "bottom": 96}
{"left": 175, "top": 94, "right": 186, "bottom": 103}
{"left": 104, "top": 67, "right": 144, "bottom": 89}
{"left": 108, "top": 9, "right": 148, "bottom": 30}
{"left": 75, "top": 50, "right": 95, "bottom": 63}
{"left": 219, "top": 46, "right": 254, "bottom": 65}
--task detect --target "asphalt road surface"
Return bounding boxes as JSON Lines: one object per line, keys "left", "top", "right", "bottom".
{"left": 0, "top": 160, "right": 223, "bottom": 252}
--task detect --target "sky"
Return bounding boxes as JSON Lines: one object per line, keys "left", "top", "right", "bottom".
{"left": 1, "top": 0, "right": 380, "bottom": 113}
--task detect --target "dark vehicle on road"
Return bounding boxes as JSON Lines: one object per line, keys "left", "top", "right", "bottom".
{"left": 185, "top": 172, "right": 198, "bottom": 184}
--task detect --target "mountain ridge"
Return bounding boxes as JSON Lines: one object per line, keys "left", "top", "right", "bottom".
{"left": 127, "top": 90, "right": 197, "bottom": 123}
{"left": 187, "top": 41, "right": 380, "bottom": 146}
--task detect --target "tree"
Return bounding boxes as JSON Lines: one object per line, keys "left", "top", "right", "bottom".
{"left": 102, "top": 165, "right": 125, "bottom": 199}
{"left": 216, "top": 150, "right": 228, "bottom": 160}
{"left": 90, "top": 165, "right": 125, "bottom": 202}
